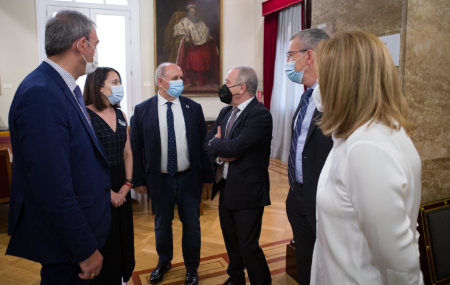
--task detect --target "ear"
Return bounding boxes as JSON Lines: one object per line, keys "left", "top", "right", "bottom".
{"left": 76, "top": 37, "right": 87, "bottom": 52}
{"left": 240, "top": 83, "right": 247, "bottom": 95}
{"left": 307, "top": 50, "right": 314, "bottom": 66}
{"left": 157, "top": 77, "right": 163, "bottom": 87}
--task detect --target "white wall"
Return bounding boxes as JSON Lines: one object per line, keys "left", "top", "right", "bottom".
{"left": 0, "top": 0, "right": 39, "bottom": 129}
{"left": 0, "top": 0, "right": 264, "bottom": 126}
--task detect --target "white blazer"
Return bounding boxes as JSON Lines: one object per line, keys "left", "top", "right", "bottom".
{"left": 311, "top": 121, "right": 423, "bottom": 285}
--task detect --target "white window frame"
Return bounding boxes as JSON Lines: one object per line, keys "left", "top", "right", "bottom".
{"left": 35, "top": 0, "right": 142, "bottom": 116}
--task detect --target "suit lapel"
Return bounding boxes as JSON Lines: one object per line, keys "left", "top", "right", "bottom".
{"left": 227, "top": 97, "right": 258, "bottom": 138}
{"left": 179, "top": 97, "right": 192, "bottom": 153}
{"left": 292, "top": 90, "right": 307, "bottom": 134}
{"left": 221, "top": 107, "right": 233, "bottom": 138}
{"left": 149, "top": 95, "right": 161, "bottom": 148}
{"left": 304, "top": 109, "right": 321, "bottom": 147}
{"left": 62, "top": 87, "right": 107, "bottom": 162}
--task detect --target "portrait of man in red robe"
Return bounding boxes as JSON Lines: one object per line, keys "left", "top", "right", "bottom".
{"left": 161, "top": 1, "right": 221, "bottom": 94}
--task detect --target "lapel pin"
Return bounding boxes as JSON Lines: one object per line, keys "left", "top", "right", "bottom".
{"left": 186, "top": 105, "right": 190, "bottom": 108}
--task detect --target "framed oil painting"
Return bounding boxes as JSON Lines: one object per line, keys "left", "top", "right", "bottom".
{"left": 154, "top": 0, "right": 223, "bottom": 97}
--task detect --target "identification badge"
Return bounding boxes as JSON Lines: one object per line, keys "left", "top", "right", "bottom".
{"left": 118, "top": 119, "right": 127, "bottom": 126}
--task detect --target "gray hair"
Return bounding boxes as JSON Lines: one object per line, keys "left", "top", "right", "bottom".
{"left": 155, "top": 62, "right": 174, "bottom": 86}
{"left": 290, "top": 28, "right": 330, "bottom": 50}
{"left": 232, "top": 66, "right": 258, "bottom": 96}
{"left": 45, "top": 10, "right": 96, "bottom": 57}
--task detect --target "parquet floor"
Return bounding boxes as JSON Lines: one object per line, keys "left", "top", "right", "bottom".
{"left": 0, "top": 159, "right": 293, "bottom": 285}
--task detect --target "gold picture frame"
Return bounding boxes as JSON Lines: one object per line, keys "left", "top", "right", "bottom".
{"left": 153, "top": 0, "right": 223, "bottom": 97}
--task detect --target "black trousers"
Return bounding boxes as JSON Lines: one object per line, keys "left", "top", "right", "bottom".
{"left": 218, "top": 179, "right": 271, "bottom": 285}
{"left": 286, "top": 182, "right": 316, "bottom": 285}
{"left": 41, "top": 262, "right": 90, "bottom": 285}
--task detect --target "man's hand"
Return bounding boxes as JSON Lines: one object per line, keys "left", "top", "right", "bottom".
{"left": 186, "top": 37, "right": 191, "bottom": 43}
{"left": 207, "top": 36, "right": 213, "bottom": 41}
{"left": 111, "top": 190, "right": 125, "bottom": 207}
{"left": 215, "top": 126, "right": 222, "bottom": 139}
{"left": 219, "top": 157, "right": 237, "bottom": 162}
{"left": 78, "top": 250, "right": 103, "bottom": 280}
{"left": 134, "top": 186, "right": 147, "bottom": 195}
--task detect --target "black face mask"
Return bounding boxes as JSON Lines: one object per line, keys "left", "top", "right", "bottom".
{"left": 218, "top": 84, "right": 240, "bottom": 104}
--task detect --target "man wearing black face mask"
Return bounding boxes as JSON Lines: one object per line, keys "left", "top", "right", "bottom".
{"left": 204, "top": 66, "right": 273, "bottom": 285}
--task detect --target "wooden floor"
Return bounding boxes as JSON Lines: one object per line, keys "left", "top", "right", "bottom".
{"left": 0, "top": 159, "right": 293, "bottom": 284}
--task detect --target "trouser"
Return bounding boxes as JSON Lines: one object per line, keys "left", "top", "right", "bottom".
{"left": 218, "top": 179, "right": 272, "bottom": 285}
{"left": 153, "top": 169, "right": 201, "bottom": 270}
{"left": 41, "top": 262, "right": 89, "bottom": 285}
{"left": 286, "top": 182, "right": 316, "bottom": 285}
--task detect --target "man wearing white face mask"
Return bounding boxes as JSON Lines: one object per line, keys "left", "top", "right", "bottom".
{"left": 7, "top": 10, "right": 110, "bottom": 284}
{"left": 284, "top": 28, "right": 333, "bottom": 285}
{"left": 131, "top": 63, "right": 213, "bottom": 285}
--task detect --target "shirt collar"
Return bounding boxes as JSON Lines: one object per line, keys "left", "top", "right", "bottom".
{"left": 235, "top": 96, "right": 254, "bottom": 112}
{"left": 158, "top": 91, "right": 180, "bottom": 106}
{"left": 310, "top": 81, "right": 318, "bottom": 90}
{"left": 44, "top": 58, "right": 77, "bottom": 92}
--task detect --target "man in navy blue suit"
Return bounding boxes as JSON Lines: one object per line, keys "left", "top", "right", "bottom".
{"left": 131, "top": 63, "right": 213, "bottom": 285}
{"left": 7, "top": 11, "right": 111, "bottom": 284}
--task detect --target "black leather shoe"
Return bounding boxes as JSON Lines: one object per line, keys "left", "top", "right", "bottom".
{"left": 149, "top": 263, "right": 172, "bottom": 284}
{"left": 185, "top": 269, "right": 199, "bottom": 285}
{"left": 223, "top": 277, "right": 246, "bottom": 285}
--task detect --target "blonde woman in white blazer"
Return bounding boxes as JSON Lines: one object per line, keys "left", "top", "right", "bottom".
{"left": 310, "top": 30, "right": 423, "bottom": 285}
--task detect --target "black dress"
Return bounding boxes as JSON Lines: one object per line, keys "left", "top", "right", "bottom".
{"left": 87, "top": 108, "right": 135, "bottom": 284}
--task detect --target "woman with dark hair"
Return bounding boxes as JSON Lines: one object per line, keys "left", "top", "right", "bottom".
{"left": 84, "top": 67, "right": 135, "bottom": 284}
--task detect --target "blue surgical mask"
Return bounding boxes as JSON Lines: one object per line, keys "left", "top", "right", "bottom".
{"left": 102, "top": 84, "right": 124, "bottom": 105}
{"left": 285, "top": 52, "right": 308, "bottom": 84}
{"left": 162, "top": 78, "right": 184, "bottom": 98}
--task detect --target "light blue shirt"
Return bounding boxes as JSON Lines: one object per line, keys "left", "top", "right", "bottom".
{"left": 295, "top": 82, "right": 317, "bottom": 183}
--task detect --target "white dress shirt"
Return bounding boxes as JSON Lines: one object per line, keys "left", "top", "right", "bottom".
{"left": 311, "top": 121, "right": 423, "bottom": 285}
{"left": 157, "top": 93, "right": 190, "bottom": 173}
{"left": 216, "top": 97, "right": 254, "bottom": 179}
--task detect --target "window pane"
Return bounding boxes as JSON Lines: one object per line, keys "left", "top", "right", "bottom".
{"left": 96, "top": 14, "right": 129, "bottom": 117}
{"left": 74, "top": 0, "right": 104, "bottom": 4}
{"left": 105, "top": 0, "right": 128, "bottom": 5}
{"left": 50, "top": 0, "right": 73, "bottom": 2}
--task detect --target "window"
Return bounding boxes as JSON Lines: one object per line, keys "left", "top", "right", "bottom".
{"left": 36, "top": 0, "right": 141, "bottom": 119}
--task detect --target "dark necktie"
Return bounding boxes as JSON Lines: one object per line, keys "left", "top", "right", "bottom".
{"left": 288, "top": 88, "right": 314, "bottom": 190}
{"left": 73, "top": 85, "right": 95, "bottom": 134}
{"left": 215, "top": 107, "right": 240, "bottom": 183}
{"left": 166, "top": 102, "right": 178, "bottom": 176}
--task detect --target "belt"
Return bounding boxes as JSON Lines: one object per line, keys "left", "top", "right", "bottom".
{"left": 161, "top": 168, "right": 190, "bottom": 176}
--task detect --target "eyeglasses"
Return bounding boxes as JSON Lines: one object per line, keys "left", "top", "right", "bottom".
{"left": 286, "top": 49, "right": 308, "bottom": 60}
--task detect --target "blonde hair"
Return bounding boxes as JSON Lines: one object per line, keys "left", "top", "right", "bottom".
{"left": 315, "top": 30, "right": 416, "bottom": 138}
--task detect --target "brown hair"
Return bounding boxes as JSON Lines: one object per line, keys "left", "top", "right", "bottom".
{"left": 315, "top": 30, "right": 416, "bottom": 138}
{"left": 83, "top": 67, "right": 122, "bottom": 111}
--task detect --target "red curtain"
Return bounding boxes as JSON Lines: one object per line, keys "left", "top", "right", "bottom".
{"left": 263, "top": 12, "right": 278, "bottom": 110}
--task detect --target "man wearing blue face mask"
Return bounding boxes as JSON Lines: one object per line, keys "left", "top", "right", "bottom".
{"left": 131, "top": 63, "right": 213, "bottom": 285}
{"left": 284, "top": 29, "right": 333, "bottom": 285}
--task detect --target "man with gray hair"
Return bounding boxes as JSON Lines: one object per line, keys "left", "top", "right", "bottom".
{"left": 131, "top": 62, "right": 213, "bottom": 285}
{"left": 285, "top": 28, "right": 333, "bottom": 284}
{"left": 204, "top": 66, "right": 273, "bottom": 285}
{"left": 7, "top": 10, "right": 110, "bottom": 284}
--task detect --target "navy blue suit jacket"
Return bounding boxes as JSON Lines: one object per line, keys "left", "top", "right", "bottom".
{"left": 204, "top": 97, "right": 273, "bottom": 210}
{"left": 6, "top": 62, "right": 111, "bottom": 264}
{"left": 131, "top": 95, "right": 213, "bottom": 201}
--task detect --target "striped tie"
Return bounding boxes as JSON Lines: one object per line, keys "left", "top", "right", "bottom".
{"left": 288, "top": 88, "right": 314, "bottom": 190}
{"left": 166, "top": 102, "right": 178, "bottom": 176}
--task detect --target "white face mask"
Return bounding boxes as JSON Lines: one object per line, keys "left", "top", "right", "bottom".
{"left": 312, "top": 84, "right": 323, "bottom": 112}
{"left": 77, "top": 40, "right": 98, "bottom": 75}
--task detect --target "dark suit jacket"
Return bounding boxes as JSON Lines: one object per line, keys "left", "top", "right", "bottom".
{"left": 291, "top": 92, "right": 333, "bottom": 233}
{"left": 204, "top": 97, "right": 273, "bottom": 210}
{"left": 131, "top": 95, "right": 213, "bottom": 201}
{"left": 7, "top": 62, "right": 111, "bottom": 264}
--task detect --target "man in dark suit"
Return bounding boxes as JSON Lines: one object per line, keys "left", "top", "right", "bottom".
{"left": 131, "top": 63, "right": 213, "bottom": 285}
{"left": 7, "top": 11, "right": 110, "bottom": 284}
{"left": 285, "top": 29, "right": 333, "bottom": 285}
{"left": 204, "top": 66, "right": 273, "bottom": 285}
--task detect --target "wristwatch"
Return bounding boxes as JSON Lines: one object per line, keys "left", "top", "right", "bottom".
{"left": 209, "top": 137, "right": 216, "bottom": 146}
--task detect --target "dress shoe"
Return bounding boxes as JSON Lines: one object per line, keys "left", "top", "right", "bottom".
{"left": 223, "top": 277, "right": 246, "bottom": 285}
{"left": 185, "top": 269, "right": 199, "bottom": 285}
{"left": 149, "top": 263, "right": 172, "bottom": 284}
